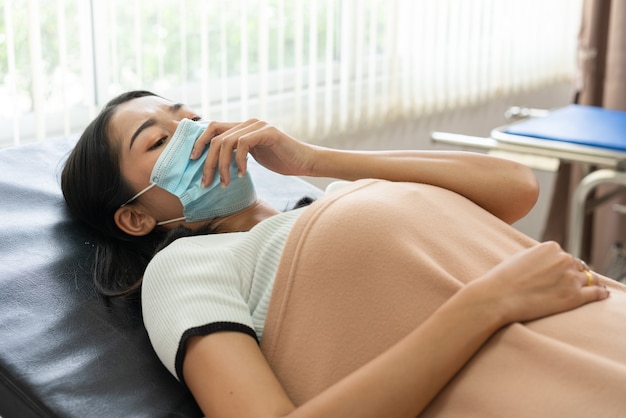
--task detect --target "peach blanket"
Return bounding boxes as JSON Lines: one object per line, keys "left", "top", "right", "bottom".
{"left": 261, "top": 179, "right": 626, "bottom": 417}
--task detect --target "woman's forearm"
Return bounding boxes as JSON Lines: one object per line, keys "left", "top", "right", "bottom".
{"left": 199, "top": 120, "right": 537, "bottom": 223}
{"left": 185, "top": 288, "right": 503, "bottom": 418}
{"left": 308, "top": 147, "right": 539, "bottom": 224}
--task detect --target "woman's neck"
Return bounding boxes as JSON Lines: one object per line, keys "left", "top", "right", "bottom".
{"left": 212, "top": 199, "right": 280, "bottom": 232}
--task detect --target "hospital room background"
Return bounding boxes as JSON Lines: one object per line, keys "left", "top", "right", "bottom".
{"left": 1, "top": 0, "right": 624, "bottom": 276}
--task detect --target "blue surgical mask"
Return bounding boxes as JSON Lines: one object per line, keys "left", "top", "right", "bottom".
{"left": 121, "top": 119, "right": 257, "bottom": 225}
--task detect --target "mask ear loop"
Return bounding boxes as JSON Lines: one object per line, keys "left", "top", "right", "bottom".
{"left": 120, "top": 183, "right": 157, "bottom": 207}
{"left": 119, "top": 184, "right": 187, "bottom": 225}
{"left": 156, "top": 216, "right": 187, "bottom": 226}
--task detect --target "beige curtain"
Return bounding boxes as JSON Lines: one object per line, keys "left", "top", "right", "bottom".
{"left": 542, "top": 0, "right": 626, "bottom": 273}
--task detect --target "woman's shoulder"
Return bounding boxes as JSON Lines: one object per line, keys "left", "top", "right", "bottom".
{"left": 161, "top": 231, "right": 245, "bottom": 253}
{"left": 144, "top": 208, "right": 305, "bottom": 292}
{"left": 157, "top": 206, "right": 304, "bottom": 257}
{"left": 144, "top": 233, "right": 245, "bottom": 287}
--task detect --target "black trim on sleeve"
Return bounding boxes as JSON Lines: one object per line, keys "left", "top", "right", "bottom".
{"left": 175, "top": 322, "right": 259, "bottom": 385}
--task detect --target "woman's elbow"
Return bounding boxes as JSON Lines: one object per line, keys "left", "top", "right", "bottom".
{"left": 504, "top": 164, "right": 540, "bottom": 224}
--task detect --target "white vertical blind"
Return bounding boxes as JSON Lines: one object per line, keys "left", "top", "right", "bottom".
{"left": 199, "top": 0, "right": 210, "bottom": 118}
{"left": 239, "top": 4, "right": 249, "bottom": 120}
{"left": 218, "top": 3, "right": 228, "bottom": 121}
{"left": 133, "top": 0, "right": 142, "bottom": 86}
{"left": 177, "top": 0, "right": 188, "bottom": 103}
{"left": 0, "top": 0, "right": 583, "bottom": 147}
{"left": 307, "top": 1, "right": 318, "bottom": 137}
{"left": 293, "top": 0, "right": 304, "bottom": 130}
{"left": 338, "top": 0, "right": 353, "bottom": 132}
{"left": 323, "top": 0, "right": 334, "bottom": 134}
{"left": 56, "top": 0, "right": 69, "bottom": 137}
{"left": 258, "top": 0, "right": 269, "bottom": 120}
{"left": 27, "top": 0, "right": 44, "bottom": 140}
{"left": 3, "top": 0, "right": 19, "bottom": 144}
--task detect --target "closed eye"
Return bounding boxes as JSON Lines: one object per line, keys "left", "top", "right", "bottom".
{"left": 149, "top": 136, "right": 167, "bottom": 151}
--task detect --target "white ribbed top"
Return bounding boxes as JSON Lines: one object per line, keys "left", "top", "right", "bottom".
{"left": 141, "top": 207, "right": 305, "bottom": 380}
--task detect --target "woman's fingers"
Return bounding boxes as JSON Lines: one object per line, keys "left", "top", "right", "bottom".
{"left": 571, "top": 256, "right": 586, "bottom": 272}
{"left": 580, "top": 276, "right": 610, "bottom": 302}
{"left": 575, "top": 257, "right": 607, "bottom": 297}
{"left": 218, "top": 121, "right": 261, "bottom": 185}
{"left": 484, "top": 242, "right": 610, "bottom": 324}
{"left": 578, "top": 265, "right": 610, "bottom": 305}
{"left": 190, "top": 121, "right": 240, "bottom": 160}
{"left": 190, "top": 120, "right": 253, "bottom": 187}
{"left": 579, "top": 268, "right": 610, "bottom": 303}
{"left": 582, "top": 267, "right": 594, "bottom": 287}
{"left": 194, "top": 118, "right": 313, "bottom": 187}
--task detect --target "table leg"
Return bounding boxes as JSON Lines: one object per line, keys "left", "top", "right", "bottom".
{"left": 567, "top": 169, "right": 626, "bottom": 259}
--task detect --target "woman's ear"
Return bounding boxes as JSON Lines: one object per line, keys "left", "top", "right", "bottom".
{"left": 114, "top": 205, "right": 157, "bottom": 236}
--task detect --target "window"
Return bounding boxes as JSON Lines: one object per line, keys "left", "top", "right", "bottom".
{"left": 0, "top": 0, "right": 583, "bottom": 147}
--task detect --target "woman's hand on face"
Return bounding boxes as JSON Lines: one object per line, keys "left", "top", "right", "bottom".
{"left": 475, "top": 241, "right": 610, "bottom": 326}
{"left": 190, "top": 119, "right": 317, "bottom": 187}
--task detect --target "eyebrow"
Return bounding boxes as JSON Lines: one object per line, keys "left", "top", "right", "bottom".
{"left": 128, "top": 103, "right": 185, "bottom": 150}
{"left": 129, "top": 118, "right": 157, "bottom": 150}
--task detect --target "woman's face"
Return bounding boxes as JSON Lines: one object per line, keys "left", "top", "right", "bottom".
{"left": 108, "top": 95, "right": 202, "bottom": 226}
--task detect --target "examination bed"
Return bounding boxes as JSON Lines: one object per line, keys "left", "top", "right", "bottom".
{"left": 0, "top": 135, "right": 323, "bottom": 418}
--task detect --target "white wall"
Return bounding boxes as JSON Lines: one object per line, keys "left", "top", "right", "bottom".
{"left": 301, "top": 81, "right": 576, "bottom": 241}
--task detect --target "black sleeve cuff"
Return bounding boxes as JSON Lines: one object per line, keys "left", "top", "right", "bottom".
{"left": 174, "top": 322, "right": 258, "bottom": 385}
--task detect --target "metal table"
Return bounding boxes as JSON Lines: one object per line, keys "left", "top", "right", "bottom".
{"left": 431, "top": 106, "right": 626, "bottom": 258}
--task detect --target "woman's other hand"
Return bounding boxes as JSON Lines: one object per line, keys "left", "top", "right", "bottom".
{"left": 471, "top": 241, "right": 610, "bottom": 326}
{"left": 190, "top": 119, "right": 317, "bottom": 187}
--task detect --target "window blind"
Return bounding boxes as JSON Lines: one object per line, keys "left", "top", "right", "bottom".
{"left": 0, "top": 0, "right": 583, "bottom": 147}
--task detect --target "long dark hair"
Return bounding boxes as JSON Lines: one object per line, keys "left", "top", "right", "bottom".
{"left": 61, "top": 91, "right": 204, "bottom": 299}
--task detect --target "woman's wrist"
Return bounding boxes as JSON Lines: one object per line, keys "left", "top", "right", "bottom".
{"left": 456, "top": 279, "right": 511, "bottom": 334}
{"left": 306, "top": 146, "right": 352, "bottom": 179}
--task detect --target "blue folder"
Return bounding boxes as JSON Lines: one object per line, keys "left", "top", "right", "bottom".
{"left": 504, "top": 104, "right": 626, "bottom": 152}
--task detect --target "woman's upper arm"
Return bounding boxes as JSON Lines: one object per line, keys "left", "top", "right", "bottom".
{"left": 310, "top": 148, "right": 539, "bottom": 224}
{"left": 183, "top": 331, "right": 295, "bottom": 418}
